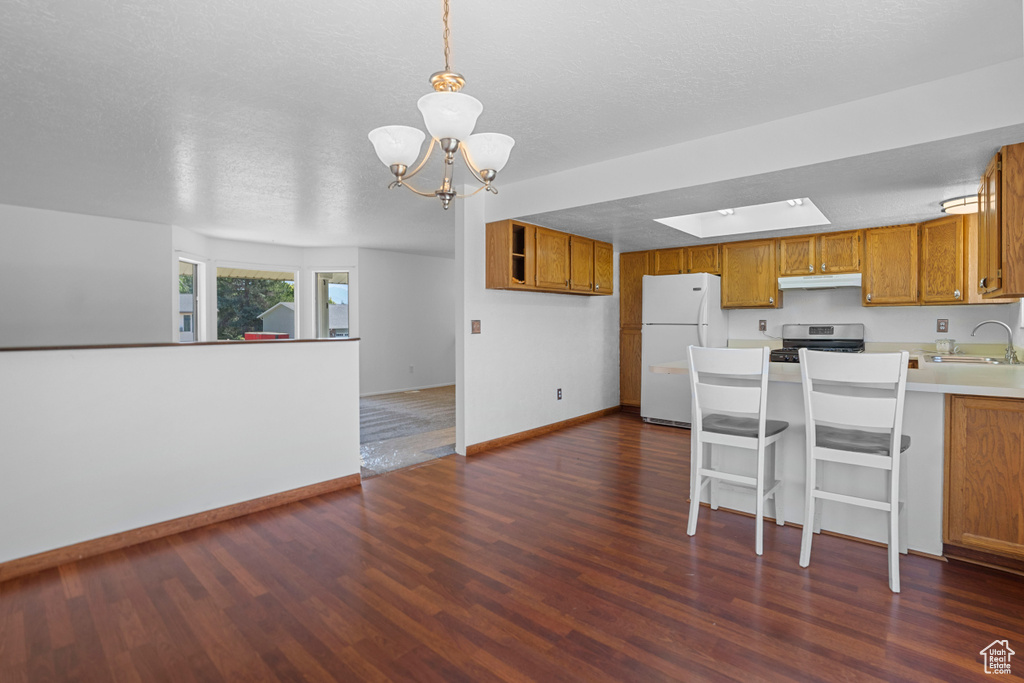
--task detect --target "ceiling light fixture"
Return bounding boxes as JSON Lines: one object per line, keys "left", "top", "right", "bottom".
{"left": 367, "top": 0, "right": 514, "bottom": 210}
{"left": 941, "top": 195, "right": 979, "bottom": 215}
{"left": 786, "top": 198, "right": 804, "bottom": 207}
{"left": 718, "top": 209, "right": 735, "bottom": 216}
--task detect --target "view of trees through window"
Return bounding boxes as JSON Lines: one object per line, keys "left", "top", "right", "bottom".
{"left": 216, "top": 268, "right": 295, "bottom": 340}
{"left": 178, "top": 260, "right": 197, "bottom": 342}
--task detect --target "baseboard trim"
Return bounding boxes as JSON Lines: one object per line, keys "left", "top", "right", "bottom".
{"left": 619, "top": 404, "right": 641, "bottom": 415}
{"left": 360, "top": 383, "right": 455, "bottom": 397}
{"left": 0, "top": 473, "right": 361, "bottom": 584}
{"left": 944, "top": 543, "right": 1024, "bottom": 576}
{"left": 696, "top": 502, "right": 946, "bottom": 561}
{"left": 466, "top": 406, "right": 621, "bottom": 456}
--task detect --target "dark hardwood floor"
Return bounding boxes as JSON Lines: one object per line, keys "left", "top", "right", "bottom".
{"left": 2, "top": 414, "right": 1023, "bottom": 681}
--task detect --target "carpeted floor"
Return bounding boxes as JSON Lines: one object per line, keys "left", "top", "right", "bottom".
{"left": 359, "top": 385, "right": 455, "bottom": 477}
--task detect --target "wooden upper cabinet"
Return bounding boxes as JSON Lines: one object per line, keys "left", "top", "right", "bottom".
{"left": 863, "top": 224, "right": 918, "bottom": 305}
{"left": 946, "top": 395, "right": 1024, "bottom": 562}
{"left": 534, "top": 227, "right": 571, "bottom": 291}
{"left": 593, "top": 241, "right": 614, "bottom": 295}
{"left": 818, "top": 230, "right": 862, "bottom": 274}
{"left": 487, "top": 219, "right": 611, "bottom": 296}
{"left": 569, "top": 236, "right": 595, "bottom": 292}
{"left": 721, "top": 239, "right": 781, "bottom": 308}
{"left": 619, "top": 251, "right": 651, "bottom": 327}
{"left": 919, "top": 215, "right": 965, "bottom": 304}
{"left": 979, "top": 156, "right": 1001, "bottom": 295}
{"left": 653, "top": 248, "right": 686, "bottom": 275}
{"left": 778, "top": 231, "right": 861, "bottom": 277}
{"left": 778, "top": 235, "right": 816, "bottom": 276}
{"left": 981, "top": 142, "right": 1024, "bottom": 299}
{"left": 686, "top": 244, "right": 720, "bottom": 274}
{"left": 486, "top": 220, "right": 535, "bottom": 289}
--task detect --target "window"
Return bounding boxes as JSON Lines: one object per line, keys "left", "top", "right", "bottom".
{"left": 216, "top": 267, "right": 295, "bottom": 340}
{"left": 178, "top": 260, "right": 198, "bottom": 342}
{"left": 315, "top": 272, "right": 349, "bottom": 339}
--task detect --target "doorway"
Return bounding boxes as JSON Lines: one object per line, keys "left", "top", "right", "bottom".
{"left": 359, "top": 386, "right": 456, "bottom": 477}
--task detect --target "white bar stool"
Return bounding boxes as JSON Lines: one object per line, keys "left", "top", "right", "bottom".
{"left": 797, "top": 348, "right": 911, "bottom": 592}
{"left": 686, "top": 346, "right": 789, "bottom": 555}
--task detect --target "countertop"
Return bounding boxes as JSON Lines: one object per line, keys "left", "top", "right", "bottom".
{"left": 651, "top": 354, "right": 1024, "bottom": 399}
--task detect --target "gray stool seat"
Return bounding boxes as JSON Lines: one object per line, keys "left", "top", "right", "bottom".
{"left": 816, "top": 425, "right": 910, "bottom": 455}
{"left": 703, "top": 413, "right": 789, "bottom": 438}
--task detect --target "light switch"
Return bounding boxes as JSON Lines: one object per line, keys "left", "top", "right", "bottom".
{"left": 471, "top": 320, "right": 481, "bottom": 334}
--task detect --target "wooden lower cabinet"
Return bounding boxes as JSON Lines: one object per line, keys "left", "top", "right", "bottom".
{"left": 946, "top": 395, "right": 1024, "bottom": 562}
{"left": 619, "top": 328, "right": 643, "bottom": 407}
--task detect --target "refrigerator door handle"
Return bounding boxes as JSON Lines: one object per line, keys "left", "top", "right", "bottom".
{"left": 696, "top": 288, "right": 708, "bottom": 346}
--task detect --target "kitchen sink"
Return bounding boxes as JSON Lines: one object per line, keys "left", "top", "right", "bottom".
{"left": 923, "top": 355, "right": 1006, "bottom": 365}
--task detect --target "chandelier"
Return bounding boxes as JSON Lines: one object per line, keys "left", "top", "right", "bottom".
{"left": 367, "top": 0, "right": 515, "bottom": 210}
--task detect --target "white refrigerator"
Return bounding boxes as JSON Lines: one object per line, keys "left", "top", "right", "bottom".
{"left": 641, "top": 273, "right": 727, "bottom": 427}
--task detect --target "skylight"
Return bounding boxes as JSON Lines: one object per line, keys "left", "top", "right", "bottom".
{"left": 655, "top": 198, "right": 830, "bottom": 239}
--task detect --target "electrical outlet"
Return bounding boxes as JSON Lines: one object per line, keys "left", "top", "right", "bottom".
{"left": 471, "top": 320, "right": 481, "bottom": 334}
{"left": 557, "top": 388, "right": 562, "bottom": 400}
{"left": 759, "top": 320, "right": 767, "bottom": 332}
{"left": 937, "top": 319, "right": 949, "bottom": 333}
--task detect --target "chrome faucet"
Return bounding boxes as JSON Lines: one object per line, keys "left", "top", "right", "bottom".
{"left": 971, "top": 319, "right": 1021, "bottom": 364}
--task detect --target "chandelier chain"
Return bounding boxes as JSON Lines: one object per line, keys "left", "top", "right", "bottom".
{"left": 442, "top": 0, "right": 451, "bottom": 72}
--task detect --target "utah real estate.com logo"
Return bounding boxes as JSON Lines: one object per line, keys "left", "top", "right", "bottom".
{"left": 980, "top": 640, "right": 1014, "bottom": 675}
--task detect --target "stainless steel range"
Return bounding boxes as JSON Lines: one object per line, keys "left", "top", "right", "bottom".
{"left": 769, "top": 323, "right": 865, "bottom": 363}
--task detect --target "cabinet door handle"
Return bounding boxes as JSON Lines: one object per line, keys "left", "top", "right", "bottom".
{"left": 866, "top": 293, "right": 872, "bottom": 303}
{"left": 768, "top": 297, "right": 774, "bottom": 305}
{"left": 808, "top": 264, "right": 813, "bottom": 272}
{"left": 821, "top": 263, "right": 827, "bottom": 271}
{"left": 595, "top": 284, "right": 599, "bottom": 290}
{"left": 980, "top": 277, "right": 987, "bottom": 290}
{"left": 566, "top": 279, "right": 569, "bottom": 287}
{"left": 954, "top": 289, "right": 961, "bottom": 300}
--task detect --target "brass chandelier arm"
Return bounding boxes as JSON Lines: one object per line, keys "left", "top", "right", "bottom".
{"left": 455, "top": 184, "right": 490, "bottom": 199}
{"left": 459, "top": 145, "right": 489, "bottom": 185}
{"left": 392, "top": 180, "right": 439, "bottom": 197}
{"left": 399, "top": 139, "right": 437, "bottom": 182}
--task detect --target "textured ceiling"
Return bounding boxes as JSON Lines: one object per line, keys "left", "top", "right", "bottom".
{"left": 0, "top": 1, "right": 1022, "bottom": 256}
{"left": 523, "top": 124, "right": 1024, "bottom": 252}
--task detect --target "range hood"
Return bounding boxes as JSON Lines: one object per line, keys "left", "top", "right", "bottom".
{"left": 778, "top": 273, "right": 862, "bottom": 290}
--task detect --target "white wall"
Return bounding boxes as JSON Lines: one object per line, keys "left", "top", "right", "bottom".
{"left": 0, "top": 341, "right": 361, "bottom": 564}
{"left": 358, "top": 249, "right": 456, "bottom": 395}
{"left": 0, "top": 203, "right": 172, "bottom": 347}
{"left": 456, "top": 194, "right": 620, "bottom": 452}
{"left": 728, "top": 287, "right": 1020, "bottom": 346}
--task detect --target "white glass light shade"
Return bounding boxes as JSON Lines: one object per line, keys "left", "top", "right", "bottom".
{"left": 941, "top": 195, "right": 979, "bottom": 214}
{"left": 417, "top": 92, "right": 483, "bottom": 141}
{"left": 368, "top": 126, "right": 425, "bottom": 167}
{"left": 464, "top": 133, "right": 515, "bottom": 173}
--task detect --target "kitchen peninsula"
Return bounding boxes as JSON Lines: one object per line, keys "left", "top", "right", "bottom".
{"left": 652, "top": 353, "right": 1024, "bottom": 560}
